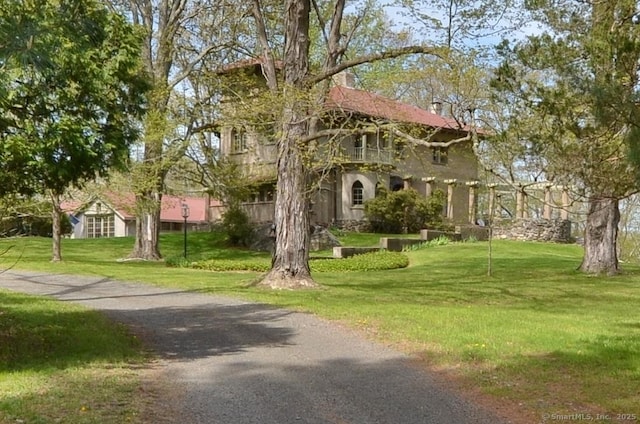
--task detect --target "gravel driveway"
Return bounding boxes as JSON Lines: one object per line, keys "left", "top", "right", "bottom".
{"left": 1, "top": 270, "right": 507, "bottom": 424}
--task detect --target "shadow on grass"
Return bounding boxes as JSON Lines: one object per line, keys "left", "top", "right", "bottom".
{"left": 485, "top": 333, "right": 640, "bottom": 415}
{"left": 0, "top": 291, "right": 143, "bottom": 372}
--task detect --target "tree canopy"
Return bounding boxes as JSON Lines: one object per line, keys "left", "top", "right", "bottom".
{"left": 490, "top": 0, "right": 640, "bottom": 274}
{"left": 0, "top": 0, "right": 148, "bottom": 261}
{"left": 0, "top": 0, "right": 148, "bottom": 196}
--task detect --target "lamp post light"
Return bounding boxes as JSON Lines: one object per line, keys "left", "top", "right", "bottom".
{"left": 181, "top": 203, "right": 190, "bottom": 258}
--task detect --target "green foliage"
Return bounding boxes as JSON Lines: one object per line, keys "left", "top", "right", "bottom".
{"left": 310, "top": 251, "right": 409, "bottom": 272}
{"left": 187, "top": 250, "right": 409, "bottom": 273}
{"left": 364, "top": 188, "right": 445, "bottom": 233}
{"left": 401, "top": 235, "right": 451, "bottom": 251}
{"left": 490, "top": 1, "right": 640, "bottom": 197}
{"left": 0, "top": 197, "right": 72, "bottom": 237}
{"left": 221, "top": 204, "right": 253, "bottom": 247}
{"left": 0, "top": 0, "right": 149, "bottom": 196}
{"left": 164, "top": 255, "right": 192, "bottom": 268}
{"left": 192, "top": 258, "right": 271, "bottom": 272}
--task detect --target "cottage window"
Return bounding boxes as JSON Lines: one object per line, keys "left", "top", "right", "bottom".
{"left": 86, "top": 214, "right": 115, "bottom": 238}
{"left": 432, "top": 146, "right": 448, "bottom": 165}
{"left": 231, "top": 128, "right": 247, "bottom": 153}
{"left": 352, "top": 180, "right": 364, "bottom": 205}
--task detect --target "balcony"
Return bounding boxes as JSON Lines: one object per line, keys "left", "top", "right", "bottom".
{"left": 342, "top": 146, "right": 394, "bottom": 165}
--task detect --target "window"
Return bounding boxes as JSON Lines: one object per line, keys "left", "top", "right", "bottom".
{"left": 252, "top": 184, "right": 275, "bottom": 203}
{"left": 389, "top": 175, "right": 403, "bottom": 192}
{"left": 353, "top": 137, "right": 365, "bottom": 161}
{"left": 86, "top": 215, "right": 115, "bottom": 238}
{"left": 432, "top": 146, "right": 448, "bottom": 165}
{"left": 231, "top": 128, "right": 247, "bottom": 153}
{"left": 352, "top": 180, "right": 364, "bottom": 205}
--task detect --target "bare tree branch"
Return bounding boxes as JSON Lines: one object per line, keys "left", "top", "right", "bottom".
{"left": 307, "top": 45, "right": 446, "bottom": 85}
{"left": 251, "top": 0, "right": 279, "bottom": 92}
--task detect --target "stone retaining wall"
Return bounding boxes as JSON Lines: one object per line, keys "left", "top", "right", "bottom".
{"left": 492, "top": 219, "right": 573, "bottom": 243}
{"left": 333, "top": 220, "right": 371, "bottom": 232}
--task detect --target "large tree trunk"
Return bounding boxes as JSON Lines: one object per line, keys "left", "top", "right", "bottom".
{"left": 128, "top": 90, "right": 168, "bottom": 261}
{"left": 256, "top": 0, "right": 318, "bottom": 289}
{"left": 50, "top": 191, "right": 62, "bottom": 262}
{"left": 129, "top": 191, "right": 162, "bottom": 260}
{"left": 579, "top": 196, "right": 620, "bottom": 275}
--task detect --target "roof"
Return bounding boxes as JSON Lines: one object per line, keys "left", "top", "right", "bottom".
{"left": 63, "top": 193, "right": 218, "bottom": 224}
{"left": 326, "top": 86, "right": 469, "bottom": 132}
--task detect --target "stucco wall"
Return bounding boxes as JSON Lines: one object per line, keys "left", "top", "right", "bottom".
{"left": 339, "top": 171, "right": 379, "bottom": 222}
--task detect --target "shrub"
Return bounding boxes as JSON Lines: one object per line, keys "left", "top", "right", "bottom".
{"left": 221, "top": 204, "right": 253, "bottom": 247}
{"left": 310, "top": 251, "right": 409, "bottom": 272}
{"left": 165, "top": 256, "right": 192, "bottom": 268}
{"left": 364, "top": 188, "right": 445, "bottom": 233}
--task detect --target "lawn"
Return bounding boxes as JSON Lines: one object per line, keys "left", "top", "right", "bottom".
{"left": 0, "top": 290, "right": 147, "bottom": 424}
{"left": 1, "top": 232, "right": 639, "bottom": 423}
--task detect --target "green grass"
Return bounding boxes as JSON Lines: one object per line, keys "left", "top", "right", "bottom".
{"left": 1, "top": 232, "right": 640, "bottom": 421}
{"left": 0, "top": 290, "right": 147, "bottom": 424}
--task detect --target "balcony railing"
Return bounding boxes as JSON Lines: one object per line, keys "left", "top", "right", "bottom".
{"left": 342, "top": 146, "right": 394, "bottom": 164}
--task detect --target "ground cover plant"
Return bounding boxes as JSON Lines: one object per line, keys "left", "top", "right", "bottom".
{"left": 0, "top": 232, "right": 639, "bottom": 422}
{"left": 0, "top": 290, "right": 147, "bottom": 423}
{"left": 174, "top": 251, "right": 409, "bottom": 273}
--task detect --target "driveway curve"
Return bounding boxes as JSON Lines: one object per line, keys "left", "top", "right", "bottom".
{"left": 1, "top": 270, "right": 507, "bottom": 424}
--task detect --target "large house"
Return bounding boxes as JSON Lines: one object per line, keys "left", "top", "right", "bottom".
{"left": 214, "top": 61, "right": 482, "bottom": 228}
{"left": 63, "top": 193, "right": 212, "bottom": 239}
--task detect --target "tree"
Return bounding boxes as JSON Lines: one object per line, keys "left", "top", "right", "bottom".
{"left": 107, "top": 0, "right": 247, "bottom": 260}
{"left": 0, "top": 0, "right": 148, "bottom": 261}
{"left": 491, "top": 0, "right": 640, "bottom": 275}
{"left": 247, "top": 0, "right": 451, "bottom": 289}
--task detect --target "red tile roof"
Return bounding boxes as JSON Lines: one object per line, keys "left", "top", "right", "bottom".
{"left": 63, "top": 193, "right": 218, "bottom": 224}
{"left": 326, "top": 86, "right": 466, "bottom": 131}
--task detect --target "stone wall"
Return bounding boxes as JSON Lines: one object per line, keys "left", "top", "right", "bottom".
{"left": 492, "top": 219, "right": 573, "bottom": 243}
{"left": 333, "top": 220, "right": 371, "bottom": 232}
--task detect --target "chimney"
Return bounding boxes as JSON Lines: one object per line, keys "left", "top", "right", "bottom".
{"left": 429, "top": 101, "right": 443, "bottom": 115}
{"left": 332, "top": 71, "right": 356, "bottom": 88}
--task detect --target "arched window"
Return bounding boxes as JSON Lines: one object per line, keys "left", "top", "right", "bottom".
{"left": 352, "top": 180, "right": 364, "bottom": 205}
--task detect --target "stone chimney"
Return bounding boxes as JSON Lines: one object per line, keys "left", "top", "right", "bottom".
{"left": 429, "top": 101, "right": 443, "bottom": 115}
{"left": 332, "top": 71, "right": 356, "bottom": 88}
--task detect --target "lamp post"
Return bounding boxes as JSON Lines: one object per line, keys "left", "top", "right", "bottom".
{"left": 181, "top": 203, "right": 190, "bottom": 258}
